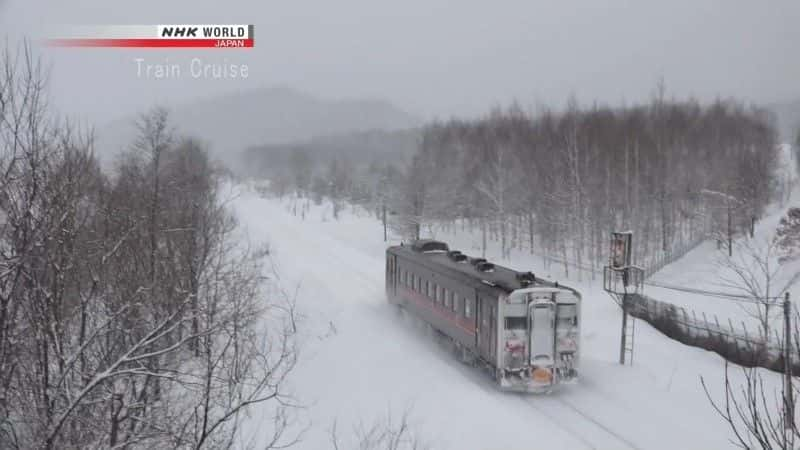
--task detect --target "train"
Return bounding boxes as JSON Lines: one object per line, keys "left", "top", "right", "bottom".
{"left": 385, "top": 239, "right": 581, "bottom": 392}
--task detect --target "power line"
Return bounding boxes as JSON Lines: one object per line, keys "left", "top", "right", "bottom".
{"left": 644, "top": 279, "right": 784, "bottom": 305}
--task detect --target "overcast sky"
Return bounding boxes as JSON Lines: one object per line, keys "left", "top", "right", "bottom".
{"left": 1, "top": 0, "right": 798, "bottom": 124}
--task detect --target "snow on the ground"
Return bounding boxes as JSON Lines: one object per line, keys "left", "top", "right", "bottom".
{"left": 645, "top": 172, "right": 800, "bottom": 338}
{"left": 233, "top": 186, "right": 787, "bottom": 450}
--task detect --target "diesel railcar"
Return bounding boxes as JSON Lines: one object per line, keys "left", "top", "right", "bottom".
{"left": 386, "top": 239, "right": 581, "bottom": 392}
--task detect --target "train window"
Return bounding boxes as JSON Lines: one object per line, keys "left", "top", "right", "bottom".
{"left": 557, "top": 304, "right": 578, "bottom": 326}
{"left": 437, "top": 286, "right": 443, "bottom": 304}
{"left": 464, "top": 298, "right": 472, "bottom": 318}
{"left": 451, "top": 293, "right": 458, "bottom": 312}
{"left": 505, "top": 317, "right": 526, "bottom": 330}
{"left": 443, "top": 288, "right": 450, "bottom": 308}
{"left": 426, "top": 281, "right": 432, "bottom": 299}
{"left": 416, "top": 276, "right": 421, "bottom": 293}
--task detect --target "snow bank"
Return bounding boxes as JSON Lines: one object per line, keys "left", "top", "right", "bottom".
{"left": 233, "top": 189, "right": 788, "bottom": 450}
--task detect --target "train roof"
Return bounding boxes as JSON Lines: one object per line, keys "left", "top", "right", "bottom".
{"left": 388, "top": 240, "right": 578, "bottom": 297}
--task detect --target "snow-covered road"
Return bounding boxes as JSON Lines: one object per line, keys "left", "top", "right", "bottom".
{"left": 234, "top": 187, "right": 780, "bottom": 449}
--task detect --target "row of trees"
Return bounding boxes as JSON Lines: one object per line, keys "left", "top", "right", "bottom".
{"left": 258, "top": 94, "right": 780, "bottom": 280}
{"left": 0, "top": 46, "right": 298, "bottom": 448}
{"left": 249, "top": 129, "right": 414, "bottom": 212}
{"left": 390, "top": 93, "right": 779, "bottom": 277}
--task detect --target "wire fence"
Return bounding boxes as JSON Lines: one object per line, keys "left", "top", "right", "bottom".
{"left": 627, "top": 293, "right": 797, "bottom": 373}
{"left": 642, "top": 232, "right": 710, "bottom": 279}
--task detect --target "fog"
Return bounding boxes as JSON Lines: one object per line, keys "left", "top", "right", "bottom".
{"left": 1, "top": 0, "right": 798, "bottom": 123}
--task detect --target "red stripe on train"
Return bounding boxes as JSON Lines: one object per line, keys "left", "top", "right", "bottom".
{"left": 395, "top": 287, "right": 477, "bottom": 335}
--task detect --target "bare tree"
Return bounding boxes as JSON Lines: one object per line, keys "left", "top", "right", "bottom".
{"left": 330, "top": 410, "right": 431, "bottom": 450}
{"left": 715, "top": 236, "right": 800, "bottom": 339}
{"left": 382, "top": 95, "right": 776, "bottom": 279}
{"left": 475, "top": 139, "right": 521, "bottom": 260}
{"left": 0, "top": 43, "right": 301, "bottom": 449}
{"left": 703, "top": 362, "right": 799, "bottom": 449}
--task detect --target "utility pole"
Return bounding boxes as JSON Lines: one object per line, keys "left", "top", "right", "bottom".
{"left": 784, "top": 292, "right": 794, "bottom": 447}
{"left": 382, "top": 202, "right": 387, "bottom": 242}
{"left": 606, "top": 231, "right": 638, "bottom": 365}
{"left": 620, "top": 286, "right": 628, "bottom": 365}
{"left": 699, "top": 189, "right": 739, "bottom": 256}
{"left": 727, "top": 200, "right": 733, "bottom": 257}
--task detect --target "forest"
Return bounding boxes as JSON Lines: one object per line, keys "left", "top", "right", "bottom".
{"left": 0, "top": 47, "right": 298, "bottom": 448}
{"left": 269, "top": 91, "right": 782, "bottom": 279}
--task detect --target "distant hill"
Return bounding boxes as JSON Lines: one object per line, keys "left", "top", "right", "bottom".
{"left": 95, "top": 86, "right": 422, "bottom": 166}
{"left": 767, "top": 99, "right": 800, "bottom": 143}
{"left": 242, "top": 128, "right": 420, "bottom": 178}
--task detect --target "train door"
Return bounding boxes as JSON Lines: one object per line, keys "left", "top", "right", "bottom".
{"left": 529, "top": 301, "right": 555, "bottom": 368}
{"left": 385, "top": 254, "right": 397, "bottom": 299}
{"left": 475, "top": 294, "right": 482, "bottom": 351}
{"left": 478, "top": 295, "right": 493, "bottom": 360}
{"left": 489, "top": 303, "right": 496, "bottom": 363}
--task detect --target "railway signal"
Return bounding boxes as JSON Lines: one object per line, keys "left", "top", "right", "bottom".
{"left": 604, "top": 231, "right": 644, "bottom": 365}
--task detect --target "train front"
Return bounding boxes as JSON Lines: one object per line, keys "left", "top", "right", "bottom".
{"left": 498, "top": 287, "right": 580, "bottom": 393}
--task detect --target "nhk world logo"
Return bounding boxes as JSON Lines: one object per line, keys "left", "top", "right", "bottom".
{"left": 47, "top": 25, "right": 255, "bottom": 48}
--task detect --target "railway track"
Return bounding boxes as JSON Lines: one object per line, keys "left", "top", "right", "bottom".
{"left": 264, "top": 198, "right": 642, "bottom": 449}
{"left": 528, "top": 396, "right": 642, "bottom": 450}
{"left": 424, "top": 330, "right": 640, "bottom": 450}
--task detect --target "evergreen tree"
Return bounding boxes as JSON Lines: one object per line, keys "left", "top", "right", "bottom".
{"left": 775, "top": 207, "right": 800, "bottom": 263}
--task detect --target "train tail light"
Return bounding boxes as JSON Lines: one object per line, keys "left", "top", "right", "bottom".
{"left": 531, "top": 367, "right": 553, "bottom": 384}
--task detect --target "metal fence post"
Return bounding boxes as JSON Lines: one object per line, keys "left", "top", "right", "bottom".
{"left": 783, "top": 292, "right": 794, "bottom": 444}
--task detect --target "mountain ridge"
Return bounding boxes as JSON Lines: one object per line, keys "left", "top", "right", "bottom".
{"left": 95, "top": 85, "right": 422, "bottom": 165}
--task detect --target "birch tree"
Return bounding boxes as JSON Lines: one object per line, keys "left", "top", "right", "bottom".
{"left": 0, "top": 43, "right": 300, "bottom": 449}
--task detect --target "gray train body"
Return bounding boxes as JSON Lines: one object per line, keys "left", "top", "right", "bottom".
{"left": 386, "top": 240, "right": 581, "bottom": 392}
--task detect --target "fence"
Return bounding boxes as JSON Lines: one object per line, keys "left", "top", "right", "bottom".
{"left": 642, "top": 232, "right": 710, "bottom": 279}
{"left": 626, "top": 293, "right": 797, "bottom": 374}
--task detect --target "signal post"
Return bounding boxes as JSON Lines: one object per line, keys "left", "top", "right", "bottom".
{"left": 603, "top": 231, "right": 644, "bottom": 365}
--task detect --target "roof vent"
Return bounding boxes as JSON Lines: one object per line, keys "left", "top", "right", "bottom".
{"left": 411, "top": 240, "right": 449, "bottom": 253}
{"left": 516, "top": 272, "right": 536, "bottom": 287}
{"left": 469, "top": 257, "right": 487, "bottom": 266}
{"left": 475, "top": 262, "right": 495, "bottom": 272}
{"left": 448, "top": 251, "right": 468, "bottom": 262}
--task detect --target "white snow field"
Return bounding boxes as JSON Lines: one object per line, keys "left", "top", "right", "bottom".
{"left": 644, "top": 204, "right": 800, "bottom": 337}
{"left": 234, "top": 186, "right": 787, "bottom": 450}
{"left": 643, "top": 145, "right": 799, "bottom": 340}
